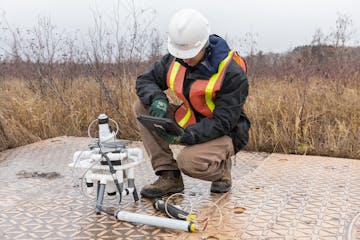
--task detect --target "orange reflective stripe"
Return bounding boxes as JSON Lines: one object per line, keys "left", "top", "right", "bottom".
{"left": 167, "top": 59, "right": 196, "bottom": 127}
{"left": 233, "top": 52, "right": 247, "bottom": 73}
{"left": 189, "top": 80, "right": 212, "bottom": 117}
{"left": 205, "top": 51, "right": 234, "bottom": 112}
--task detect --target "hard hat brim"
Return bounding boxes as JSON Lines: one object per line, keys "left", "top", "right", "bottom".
{"left": 167, "top": 36, "right": 208, "bottom": 59}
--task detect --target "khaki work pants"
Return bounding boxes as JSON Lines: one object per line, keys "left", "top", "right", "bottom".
{"left": 133, "top": 100, "right": 235, "bottom": 181}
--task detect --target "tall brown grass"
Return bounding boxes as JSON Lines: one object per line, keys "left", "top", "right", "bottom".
{"left": 0, "top": 76, "right": 139, "bottom": 150}
{"left": 0, "top": 75, "right": 359, "bottom": 159}
{"left": 247, "top": 77, "right": 360, "bottom": 158}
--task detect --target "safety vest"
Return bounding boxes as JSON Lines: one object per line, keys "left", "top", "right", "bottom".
{"left": 166, "top": 50, "right": 247, "bottom": 128}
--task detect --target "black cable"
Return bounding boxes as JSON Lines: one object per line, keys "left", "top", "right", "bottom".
{"left": 97, "top": 142, "right": 123, "bottom": 204}
{"left": 99, "top": 206, "right": 116, "bottom": 216}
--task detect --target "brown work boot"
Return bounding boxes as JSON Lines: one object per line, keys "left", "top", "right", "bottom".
{"left": 140, "top": 170, "right": 184, "bottom": 198}
{"left": 210, "top": 158, "right": 232, "bottom": 193}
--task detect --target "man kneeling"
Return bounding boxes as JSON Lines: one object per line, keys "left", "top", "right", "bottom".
{"left": 134, "top": 9, "right": 250, "bottom": 198}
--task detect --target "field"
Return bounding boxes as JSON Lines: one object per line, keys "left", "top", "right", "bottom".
{"left": 1, "top": 74, "right": 359, "bottom": 159}
{"left": 1, "top": 11, "right": 359, "bottom": 158}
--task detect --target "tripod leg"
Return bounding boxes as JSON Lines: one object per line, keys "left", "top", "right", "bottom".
{"left": 132, "top": 186, "right": 139, "bottom": 202}
{"left": 96, "top": 183, "right": 106, "bottom": 214}
{"left": 127, "top": 168, "right": 139, "bottom": 202}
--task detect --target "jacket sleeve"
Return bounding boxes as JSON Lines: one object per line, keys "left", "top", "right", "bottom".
{"left": 181, "top": 66, "right": 249, "bottom": 145}
{"left": 135, "top": 54, "right": 173, "bottom": 105}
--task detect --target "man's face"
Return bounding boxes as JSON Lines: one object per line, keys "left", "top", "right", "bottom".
{"left": 182, "top": 49, "right": 206, "bottom": 67}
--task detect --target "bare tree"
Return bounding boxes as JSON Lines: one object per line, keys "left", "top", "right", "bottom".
{"left": 311, "top": 28, "right": 325, "bottom": 46}
{"left": 0, "top": 13, "right": 23, "bottom": 63}
{"left": 148, "top": 29, "right": 165, "bottom": 61}
{"left": 330, "top": 13, "right": 355, "bottom": 47}
{"left": 86, "top": 4, "right": 120, "bottom": 115}
{"left": 329, "top": 13, "right": 356, "bottom": 93}
{"left": 27, "top": 16, "right": 70, "bottom": 107}
{"left": 59, "top": 32, "right": 84, "bottom": 91}
{"left": 84, "top": 0, "right": 158, "bottom": 117}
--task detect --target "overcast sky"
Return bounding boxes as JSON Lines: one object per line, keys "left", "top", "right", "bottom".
{"left": 0, "top": 0, "right": 359, "bottom": 53}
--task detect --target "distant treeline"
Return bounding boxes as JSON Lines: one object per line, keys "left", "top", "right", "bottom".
{"left": 1, "top": 44, "right": 360, "bottom": 83}
{"left": 247, "top": 45, "right": 360, "bottom": 81}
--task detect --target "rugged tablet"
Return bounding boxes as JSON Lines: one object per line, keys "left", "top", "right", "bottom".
{"left": 136, "top": 115, "right": 183, "bottom": 136}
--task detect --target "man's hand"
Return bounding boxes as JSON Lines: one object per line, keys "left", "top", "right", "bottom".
{"left": 156, "top": 128, "right": 184, "bottom": 144}
{"left": 149, "top": 99, "right": 168, "bottom": 118}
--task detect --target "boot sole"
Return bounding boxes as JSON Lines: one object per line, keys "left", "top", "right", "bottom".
{"left": 210, "top": 184, "right": 231, "bottom": 193}
{"left": 140, "top": 187, "right": 184, "bottom": 198}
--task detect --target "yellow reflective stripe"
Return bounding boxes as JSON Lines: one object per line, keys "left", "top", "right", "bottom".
{"left": 205, "top": 51, "right": 233, "bottom": 112}
{"left": 169, "top": 61, "right": 181, "bottom": 90}
{"left": 178, "top": 107, "right": 191, "bottom": 127}
{"left": 169, "top": 60, "right": 192, "bottom": 127}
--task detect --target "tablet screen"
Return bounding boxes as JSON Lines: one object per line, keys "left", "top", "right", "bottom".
{"left": 136, "top": 115, "right": 183, "bottom": 136}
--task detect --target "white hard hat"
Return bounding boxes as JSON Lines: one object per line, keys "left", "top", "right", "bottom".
{"left": 167, "top": 9, "right": 210, "bottom": 59}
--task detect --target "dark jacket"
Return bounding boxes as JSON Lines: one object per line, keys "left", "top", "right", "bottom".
{"left": 136, "top": 35, "right": 250, "bottom": 152}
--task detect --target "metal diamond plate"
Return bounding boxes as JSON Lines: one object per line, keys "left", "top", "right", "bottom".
{"left": 1, "top": 137, "right": 358, "bottom": 240}
{"left": 0, "top": 136, "right": 267, "bottom": 240}
{"left": 177, "top": 154, "right": 360, "bottom": 240}
{"left": 347, "top": 213, "right": 360, "bottom": 240}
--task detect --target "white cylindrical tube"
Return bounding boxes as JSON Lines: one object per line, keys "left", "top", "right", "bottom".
{"left": 126, "top": 148, "right": 143, "bottom": 162}
{"left": 126, "top": 168, "right": 135, "bottom": 179}
{"left": 85, "top": 172, "right": 112, "bottom": 184}
{"left": 90, "top": 152, "right": 127, "bottom": 161}
{"left": 116, "top": 211, "right": 195, "bottom": 232}
{"left": 122, "top": 187, "right": 134, "bottom": 196}
{"left": 85, "top": 178, "right": 94, "bottom": 194}
{"left": 106, "top": 181, "right": 116, "bottom": 197}
{"left": 115, "top": 170, "right": 123, "bottom": 183}
{"left": 73, "top": 150, "right": 93, "bottom": 163}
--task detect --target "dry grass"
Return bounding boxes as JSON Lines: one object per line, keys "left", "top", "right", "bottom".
{"left": 246, "top": 77, "right": 360, "bottom": 158}
{"left": 0, "top": 76, "right": 359, "bottom": 159}
{"left": 0, "top": 76, "right": 139, "bottom": 150}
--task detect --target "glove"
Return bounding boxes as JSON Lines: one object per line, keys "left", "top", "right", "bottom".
{"left": 149, "top": 99, "right": 168, "bottom": 118}
{"left": 156, "top": 127, "right": 184, "bottom": 144}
